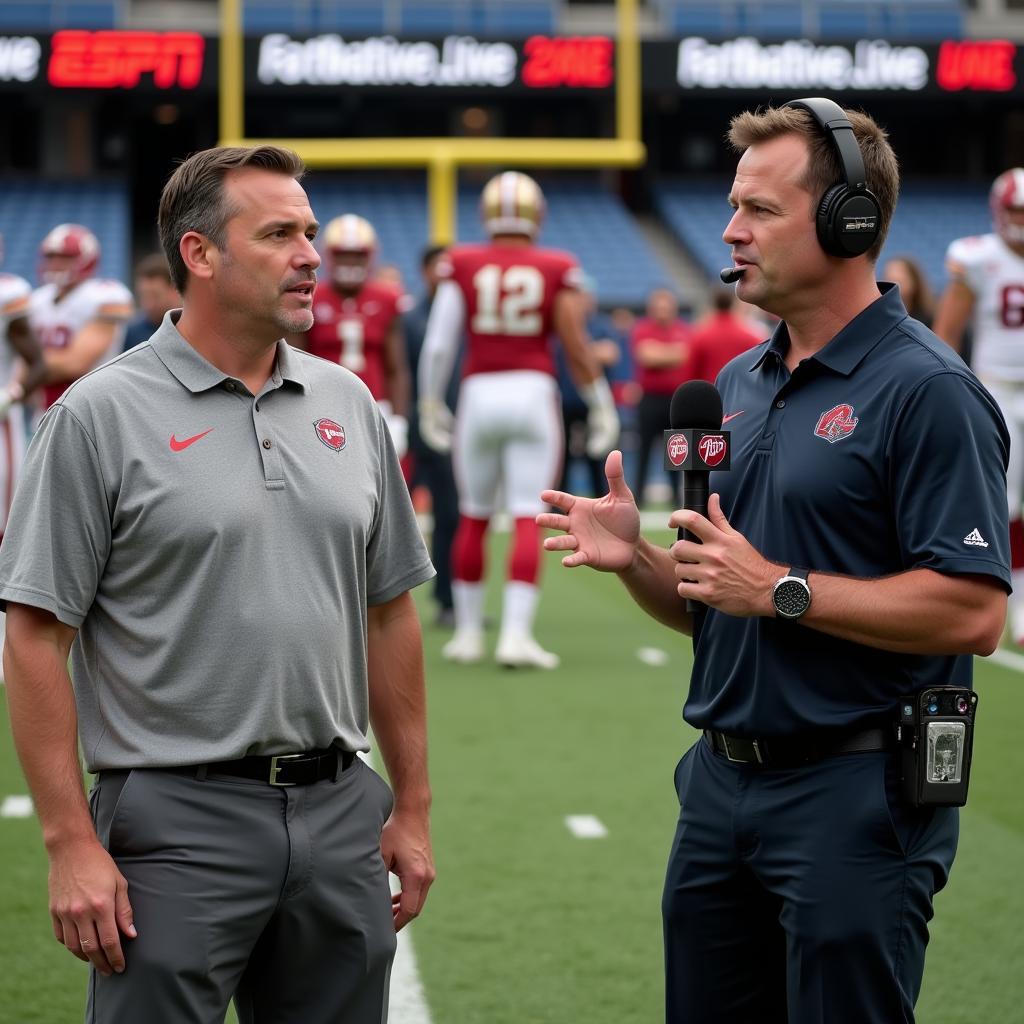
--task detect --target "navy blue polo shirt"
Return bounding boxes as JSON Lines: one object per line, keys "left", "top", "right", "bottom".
{"left": 688, "top": 284, "right": 1011, "bottom": 738}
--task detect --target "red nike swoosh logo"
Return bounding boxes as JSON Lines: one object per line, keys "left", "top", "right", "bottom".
{"left": 169, "top": 428, "right": 214, "bottom": 452}
{"left": 722, "top": 411, "right": 745, "bottom": 424}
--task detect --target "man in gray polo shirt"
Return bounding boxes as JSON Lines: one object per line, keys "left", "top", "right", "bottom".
{"left": 0, "top": 145, "right": 436, "bottom": 1023}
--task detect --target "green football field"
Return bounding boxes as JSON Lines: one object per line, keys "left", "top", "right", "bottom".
{"left": 2, "top": 527, "right": 1023, "bottom": 1022}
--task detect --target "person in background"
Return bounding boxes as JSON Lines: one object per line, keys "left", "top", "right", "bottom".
{"left": 405, "top": 244, "right": 459, "bottom": 627}
{"left": 122, "top": 253, "right": 181, "bottom": 351}
{"left": 290, "top": 214, "right": 411, "bottom": 459}
{"left": 0, "top": 144, "right": 436, "bottom": 1023}
{"left": 28, "top": 224, "right": 134, "bottom": 415}
{"left": 630, "top": 288, "right": 692, "bottom": 507}
{"left": 881, "top": 255, "right": 934, "bottom": 327}
{"left": 554, "top": 272, "right": 622, "bottom": 498}
{"left": 687, "top": 287, "right": 763, "bottom": 385}
{"left": 418, "top": 170, "right": 619, "bottom": 669}
{"left": 934, "top": 167, "right": 1024, "bottom": 640}
{"left": 539, "top": 99, "right": 1009, "bottom": 1024}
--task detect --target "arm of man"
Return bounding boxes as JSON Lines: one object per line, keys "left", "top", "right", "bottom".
{"left": 539, "top": 450, "right": 693, "bottom": 634}
{"left": 634, "top": 338, "right": 688, "bottom": 368}
{"left": 383, "top": 318, "right": 411, "bottom": 420}
{"left": 417, "top": 280, "right": 464, "bottom": 453}
{"left": 43, "top": 317, "right": 121, "bottom": 384}
{"left": 552, "top": 289, "right": 620, "bottom": 457}
{"left": 3, "top": 603, "right": 135, "bottom": 975}
{"left": 671, "top": 495, "right": 1005, "bottom": 655}
{"left": 8, "top": 313, "right": 48, "bottom": 397}
{"left": 367, "top": 591, "right": 435, "bottom": 931}
{"left": 932, "top": 278, "right": 975, "bottom": 353}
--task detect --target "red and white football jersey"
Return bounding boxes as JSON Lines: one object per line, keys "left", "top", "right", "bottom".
{"left": 29, "top": 277, "right": 133, "bottom": 409}
{"left": 946, "top": 232, "right": 1024, "bottom": 382}
{"left": 0, "top": 272, "right": 31, "bottom": 387}
{"left": 437, "top": 242, "right": 581, "bottom": 378}
{"left": 306, "top": 279, "right": 401, "bottom": 401}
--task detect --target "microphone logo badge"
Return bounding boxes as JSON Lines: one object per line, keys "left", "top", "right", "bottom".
{"left": 814, "top": 404, "right": 859, "bottom": 444}
{"left": 698, "top": 434, "right": 728, "bottom": 467}
{"left": 667, "top": 433, "right": 689, "bottom": 466}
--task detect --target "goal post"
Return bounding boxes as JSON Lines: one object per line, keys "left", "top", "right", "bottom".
{"left": 217, "top": 0, "right": 646, "bottom": 243}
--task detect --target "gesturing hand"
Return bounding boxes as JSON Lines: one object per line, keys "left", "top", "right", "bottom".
{"left": 537, "top": 450, "right": 640, "bottom": 573}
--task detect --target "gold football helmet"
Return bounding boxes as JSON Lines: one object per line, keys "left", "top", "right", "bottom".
{"left": 480, "top": 172, "right": 545, "bottom": 239}
{"left": 323, "top": 214, "right": 378, "bottom": 289}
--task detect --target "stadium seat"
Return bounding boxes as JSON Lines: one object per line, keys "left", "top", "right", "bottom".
{"left": 0, "top": 181, "right": 131, "bottom": 287}
{"left": 743, "top": 2, "right": 807, "bottom": 39}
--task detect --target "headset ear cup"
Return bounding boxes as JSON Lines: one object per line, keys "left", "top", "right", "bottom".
{"left": 816, "top": 184, "right": 848, "bottom": 257}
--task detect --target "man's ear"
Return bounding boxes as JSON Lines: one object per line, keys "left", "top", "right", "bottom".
{"left": 179, "top": 231, "right": 215, "bottom": 283}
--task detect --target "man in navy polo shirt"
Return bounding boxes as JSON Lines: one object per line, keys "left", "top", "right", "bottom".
{"left": 539, "top": 101, "right": 1010, "bottom": 1023}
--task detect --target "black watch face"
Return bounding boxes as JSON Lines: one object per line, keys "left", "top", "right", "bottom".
{"left": 774, "top": 579, "right": 810, "bottom": 618}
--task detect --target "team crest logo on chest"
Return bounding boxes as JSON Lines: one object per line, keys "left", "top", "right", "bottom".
{"left": 314, "top": 418, "right": 346, "bottom": 451}
{"left": 814, "top": 404, "right": 859, "bottom": 444}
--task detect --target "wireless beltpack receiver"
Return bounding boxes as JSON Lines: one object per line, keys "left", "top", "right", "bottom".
{"left": 898, "top": 687, "right": 978, "bottom": 807}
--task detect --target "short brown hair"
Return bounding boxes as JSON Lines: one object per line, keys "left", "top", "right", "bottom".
{"left": 727, "top": 105, "right": 899, "bottom": 262}
{"left": 158, "top": 145, "right": 306, "bottom": 292}
{"left": 134, "top": 252, "right": 174, "bottom": 286}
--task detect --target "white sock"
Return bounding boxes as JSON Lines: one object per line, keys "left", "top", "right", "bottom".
{"left": 452, "top": 581, "right": 485, "bottom": 634}
{"left": 501, "top": 581, "right": 540, "bottom": 639}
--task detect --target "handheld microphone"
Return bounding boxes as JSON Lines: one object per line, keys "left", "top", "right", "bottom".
{"left": 720, "top": 266, "right": 747, "bottom": 284}
{"left": 664, "top": 380, "right": 730, "bottom": 612}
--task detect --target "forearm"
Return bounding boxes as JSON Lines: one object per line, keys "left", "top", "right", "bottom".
{"left": 367, "top": 593, "right": 431, "bottom": 813}
{"left": 3, "top": 610, "right": 94, "bottom": 851}
{"left": 792, "top": 568, "right": 1005, "bottom": 655}
{"left": 619, "top": 537, "right": 694, "bottom": 635}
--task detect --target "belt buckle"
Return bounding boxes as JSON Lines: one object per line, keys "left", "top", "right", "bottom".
{"left": 721, "top": 734, "right": 764, "bottom": 765}
{"left": 269, "top": 753, "right": 303, "bottom": 786}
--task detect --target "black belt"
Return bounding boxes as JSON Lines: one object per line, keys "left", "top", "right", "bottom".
{"left": 183, "top": 748, "right": 356, "bottom": 787}
{"left": 703, "top": 726, "right": 893, "bottom": 768}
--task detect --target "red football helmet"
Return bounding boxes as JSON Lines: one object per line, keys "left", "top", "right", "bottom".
{"left": 990, "top": 169, "right": 1024, "bottom": 246}
{"left": 323, "top": 214, "right": 377, "bottom": 290}
{"left": 39, "top": 223, "right": 100, "bottom": 288}
{"left": 480, "top": 171, "right": 546, "bottom": 239}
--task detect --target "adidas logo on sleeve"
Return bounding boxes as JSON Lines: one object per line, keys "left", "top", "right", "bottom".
{"left": 963, "top": 528, "right": 989, "bottom": 548}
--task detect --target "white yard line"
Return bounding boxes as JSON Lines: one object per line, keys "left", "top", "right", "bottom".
{"left": 1, "top": 795, "right": 34, "bottom": 818}
{"left": 565, "top": 814, "right": 609, "bottom": 839}
{"left": 636, "top": 647, "right": 669, "bottom": 667}
{"left": 985, "top": 648, "right": 1024, "bottom": 674}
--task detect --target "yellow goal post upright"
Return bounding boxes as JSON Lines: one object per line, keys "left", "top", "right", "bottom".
{"left": 217, "top": 0, "right": 646, "bottom": 244}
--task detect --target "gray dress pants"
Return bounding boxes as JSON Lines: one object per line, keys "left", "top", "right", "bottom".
{"left": 86, "top": 757, "right": 397, "bottom": 1024}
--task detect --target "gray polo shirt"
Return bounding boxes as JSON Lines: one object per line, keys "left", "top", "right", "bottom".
{"left": 0, "top": 312, "right": 434, "bottom": 771}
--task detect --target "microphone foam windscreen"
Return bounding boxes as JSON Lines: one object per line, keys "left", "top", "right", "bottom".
{"left": 669, "top": 380, "right": 723, "bottom": 430}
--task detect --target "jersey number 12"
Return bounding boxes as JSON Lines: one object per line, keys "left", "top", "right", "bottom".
{"left": 471, "top": 265, "right": 544, "bottom": 336}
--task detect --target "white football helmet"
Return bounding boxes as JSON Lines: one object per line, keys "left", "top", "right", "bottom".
{"left": 323, "top": 214, "right": 378, "bottom": 290}
{"left": 990, "top": 168, "right": 1024, "bottom": 246}
{"left": 39, "top": 223, "right": 100, "bottom": 288}
{"left": 480, "top": 171, "right": 546, "bottom": 240}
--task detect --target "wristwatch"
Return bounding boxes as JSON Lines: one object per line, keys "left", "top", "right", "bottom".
{"left": 772, "top": 567, "right": 812, "bottom": 620}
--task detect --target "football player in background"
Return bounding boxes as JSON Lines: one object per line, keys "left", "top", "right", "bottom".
{"left": 418, "top": 171, "right": 619, "bottom": 668}
{"left": 935, "top": 168, "right": 1024, "bottom": 640}
{"left": 0, "top": 233, "right": 47, "bottom": 646}
{"left": 29, "top": 224, "right": 134, "bottom": 415}
{"left": 291, "top": 214, "right": 411, "bottom": 458}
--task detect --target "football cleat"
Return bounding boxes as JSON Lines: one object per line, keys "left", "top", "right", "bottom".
{"left": 323, "top": 214, "right": 378, "bottom": 289}
{"left": 990, "top": 168, "right": 1024, "bottom": 246}
{"left": 480, "top": 171, "right": 546, "bottom": 240}
{"left": 39, "top": 223, "right": 100, "bottom": 288}
{"left": 442, "top": 629, "right": 485, "bottom": 664}
{"left": 495, "top": 633, "right": 560, "bottom": 670}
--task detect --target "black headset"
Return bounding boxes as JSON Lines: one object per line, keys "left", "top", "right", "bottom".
{"left": 784, "top": 97, "right": 881, "bottom": 259}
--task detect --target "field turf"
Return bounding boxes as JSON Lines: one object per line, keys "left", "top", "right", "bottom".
{"left": 1, "top": 528, "right": 1022, "bottom": 1022}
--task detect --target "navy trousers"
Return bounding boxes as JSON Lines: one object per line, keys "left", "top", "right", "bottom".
{"left": 662, "top": 737, "right": 958, "bottom": 1024}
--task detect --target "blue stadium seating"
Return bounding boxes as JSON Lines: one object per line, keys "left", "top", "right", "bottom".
{"left": 303, "top": 175, "right": 671, "bottom": 308}
{"left": 0, "top": 0, "right": 116, "bottom": 30}
{"left": 654, "top": 179, "right": 990, "bottom": 294}
{"left": 0, "top": 181, "right": 131, "bottom": 288}
{"left": 653, "top": 0, "right": 965, "bottom": 41}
